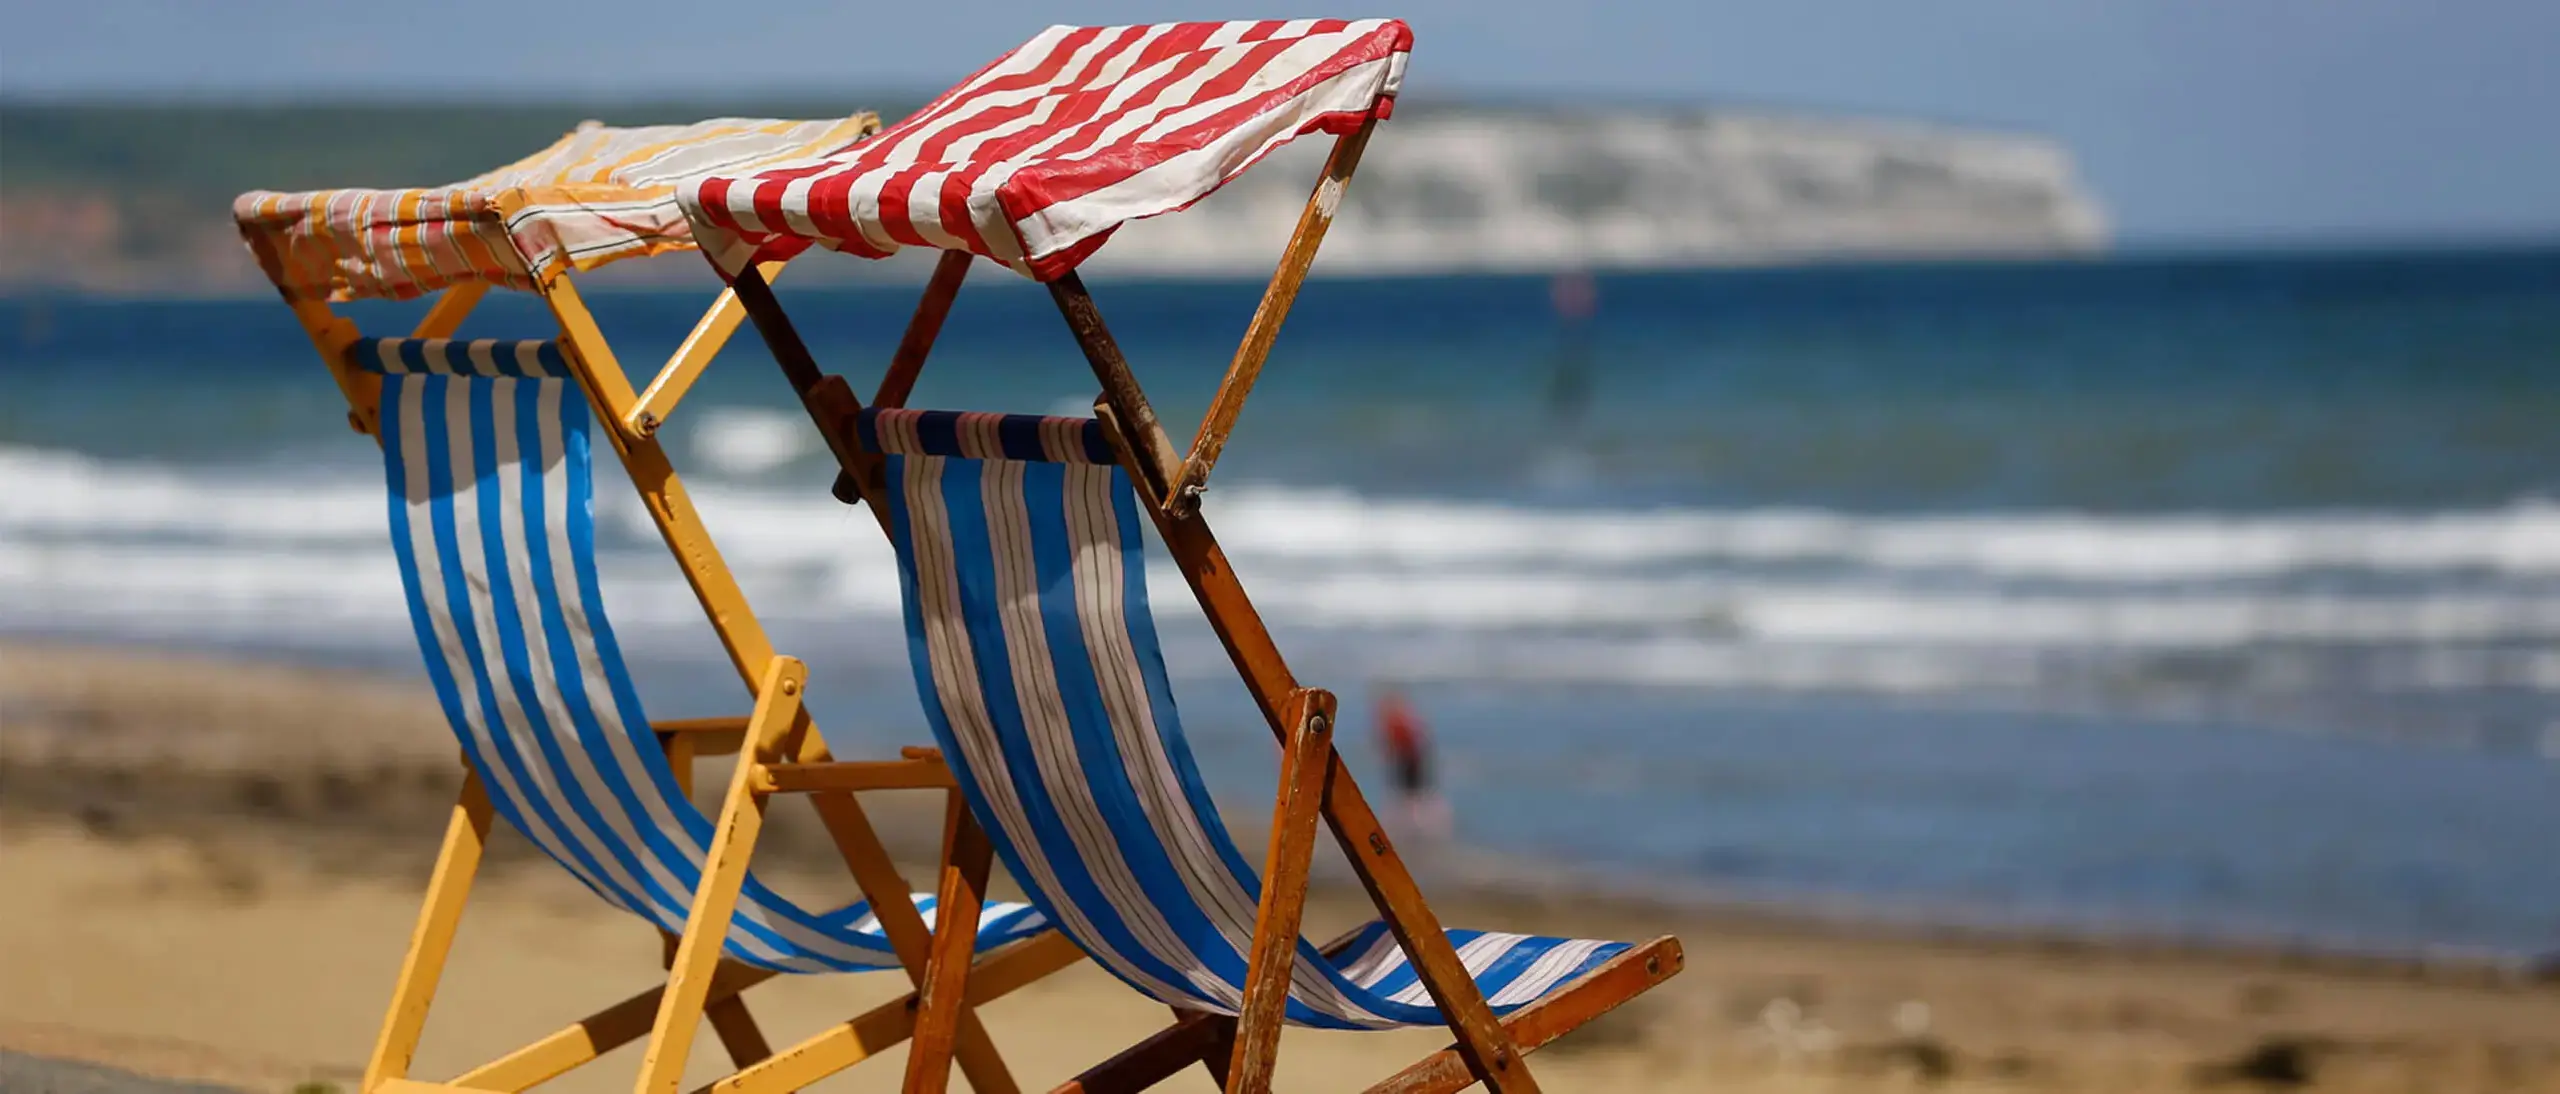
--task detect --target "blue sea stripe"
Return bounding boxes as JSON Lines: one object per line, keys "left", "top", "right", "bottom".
{"left": 1004, "top": 461, "right": 1233, "bottom": 1007}
{"left": 1016, "top": 462, "right": 1270, "bottom": 1009}
{"left": 421, "top": 376, "right": 639, "bottom": 914}
{"left": 520, "top": 380, "right": 705, "bottom": 919}
{"left": 887, "top": 458, "right": 1051, "bottom": 909}
{"left": 504, "top": 379, "right": 796, "bottom": 957}
{"left": 1069, "top": 462, "right": 1382, "bottom": 1028}
{"left": 454, "top": 377, "right": 664, "bottom": 918}
{"left": 534, "top": 380, "right": 854, "bottom": 968}
{"left": 889, "top": 453, "right": 1198, "bottom": 999}
{"left": 532, "top": 381, "right": 848, "bottom": 968}
{"left": 476, "top": 380, "right": 706, "bottom": 933}
{"left": 1080, "top": 469, "right": 1384, "bottom": 1027}
{"left": 886, "top": 454, "right": 1093, "bottom": 963}
{"left": 928, "top": 463, "right": 1196, "bottom": 993}
{"left": 931, "top": 460, "right": 1220, "bottom": 1006}
{"left": 378, "top": 376, "right": 557, "bottom": 868}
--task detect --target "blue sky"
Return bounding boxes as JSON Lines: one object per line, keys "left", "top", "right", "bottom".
{"left": 5, "top": 1, "right": 2554, "bottom": 245}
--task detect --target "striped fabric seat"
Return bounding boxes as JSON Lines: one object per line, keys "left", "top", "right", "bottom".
{"left": 867, "top": 407, "right": 1630, "bottom": 1029}
{"left": 236, "top": 114, "right": 879, "bottom": 302}
{"left": 680, "top": 20, "right": 1411, "bottom": 281}
{"left": 363, "top": 343, "right": 1048, "bottom": 973}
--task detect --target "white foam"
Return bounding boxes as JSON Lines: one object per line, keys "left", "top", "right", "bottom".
{"left": 9, "top": 446, "right": 2560, "bottom": 696}
{"left": 1204, "top": 486, "right": 2560, "bottom": 580}
{"left": 0, "top": 446, "right": 384, "bottom": 543}
{"left": 690, "top": 407, "right": 814, "bottom": 477}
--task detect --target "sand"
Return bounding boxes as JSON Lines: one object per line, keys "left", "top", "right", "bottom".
{"left": 4, "top": 640, "right": 2557, "bottom": 1093}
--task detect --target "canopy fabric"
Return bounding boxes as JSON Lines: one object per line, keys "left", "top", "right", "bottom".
{"left": 234, "top": 115, "right": 879, "bottom": 302}
{"left": 678, "top": 19, "right": 1412, "bottom": 281}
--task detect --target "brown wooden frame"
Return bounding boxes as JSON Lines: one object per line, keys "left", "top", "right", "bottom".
{"left": 722, "top": 110, "right": 1686, "bottom": 1093}
{"left": 270, "top": 258, "right": 1080, "bottom": 1094}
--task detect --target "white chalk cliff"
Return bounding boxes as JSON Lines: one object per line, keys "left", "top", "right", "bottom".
{"left": 1093, "top": 107, "right": 2109, "bottom": 276}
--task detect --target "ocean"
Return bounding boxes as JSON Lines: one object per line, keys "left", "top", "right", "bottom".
{"left": 5, "top": 247, "right": 2557, "bottom": 960}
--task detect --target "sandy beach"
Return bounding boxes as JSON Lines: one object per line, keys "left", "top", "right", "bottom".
{"left": 4, "top": 640, "right": 2556, "bottom": 1093}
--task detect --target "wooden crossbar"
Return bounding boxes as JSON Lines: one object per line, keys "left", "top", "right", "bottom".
{"left": 751, "top": 757, "right": 956, "bottom": 793}
{"left": 700, "top": 932, "right": 1085, "bottom": 1094}
{"left": 627, "top": 261, "right": 787, "bottom": 438}
{"left": 1169, "top": 119, "right": 1377, "bottom": 515}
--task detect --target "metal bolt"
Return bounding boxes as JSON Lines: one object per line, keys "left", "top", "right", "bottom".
{"left": 1307, "top": 714, "right": 1330, "bottom": 737}
{"left": 1646, "top": 956, "right": 1661, "bottom": 975}
{"left": 634, "top": 411, "right": 662, "bottom": 437}
{"left": 1175, "top": 481, "right": 1205, "bottom": 516}
{"left": 781, "top": 678, "right": 800, "bottom": 696}
{"left": 1368, "top": 831, "right": 1387, "bottom": 855}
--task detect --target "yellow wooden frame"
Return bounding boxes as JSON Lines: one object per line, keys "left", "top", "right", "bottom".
{"left": 273, "top": 256, "right": 1079, "bottom": 1094}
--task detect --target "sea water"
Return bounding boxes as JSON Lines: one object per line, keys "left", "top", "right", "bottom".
{"left": 5, "top": 248, "right": 2557, "bottom": 958}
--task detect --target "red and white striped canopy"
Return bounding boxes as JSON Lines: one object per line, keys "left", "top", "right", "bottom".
{"left": 677, "top": 19, "right": 1412, "bottom": 281}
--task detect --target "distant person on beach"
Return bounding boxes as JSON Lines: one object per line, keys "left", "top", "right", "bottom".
{"left": 1544, "top": 270, "right": 1599, "bottom": 430}
{"left": 1376, "top": 686, "right": 1453, "bottom": 841}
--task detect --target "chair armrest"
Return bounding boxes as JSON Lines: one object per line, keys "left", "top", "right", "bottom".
{"left": 653, "top": 716, "right": 749, "bottom": 756}
{"left": 751, "top": 751, "right": 956, "bottom": 794}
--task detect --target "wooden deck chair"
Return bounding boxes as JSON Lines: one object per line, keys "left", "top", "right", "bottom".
{"left": 673, "top": 21, "right": 1686, "bottom": 1092}
{"left": 231, "top": 117, "right": 1081, "bottom": 1094}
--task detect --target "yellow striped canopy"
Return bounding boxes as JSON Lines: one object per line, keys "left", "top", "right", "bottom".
{"left": 234, "top": 115, "right": 879, "bottom": 302}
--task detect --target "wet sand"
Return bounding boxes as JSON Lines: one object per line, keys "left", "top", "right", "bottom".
{"left": 4, "top": 640, "right": 2557, "bottom": 1092}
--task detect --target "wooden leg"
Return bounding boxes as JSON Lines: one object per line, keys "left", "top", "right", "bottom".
{"left": 657, "top": 722, "right": 782, "bottom": 1072}
{"left": 903, "top": 793, "right": 994, "bottom": 1094}
{"left": 454, "top": 962, "right": 777, "bottom": 1093}
{"left": 634, "top": 657, "right": 807, "bottom": 1094}
{"left": 726, "top": 264, "right": 1026, "bottom": 1093}
{"left": 796, "top": 785, "right": 1023, "bottom": 1094}
{"left": 362, "top": 770, "right": 495, "bottom": 1092}
{"left": 1049, "top": 1011, "right": 1233, "bottom": 1094}
{"left": 708, "top": 933, "right": 1084, "bottom": 1094}
{"left": 705, "top": 998, "right": 775, "bottom": 1068}
{"left": 1225, "top": 690, "right": 1337, "bottom": 1093}
{"left": 1061, "top": 926, "right": 1374, "bottom": 1094}
{"left": 1193, "top": 1012, "right": 1241, "bottom": 1090}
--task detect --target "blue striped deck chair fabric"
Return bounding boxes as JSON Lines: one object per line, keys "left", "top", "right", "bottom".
{"left": 864, "top": 406, "right": 1636, "bottom": 1030}
{"left": 359, "top": 337, "right": 1051, "bottom": 973}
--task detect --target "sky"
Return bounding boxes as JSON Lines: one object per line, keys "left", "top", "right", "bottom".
{"left": 5, "top": 1, "right": 2555, "bottom": 246}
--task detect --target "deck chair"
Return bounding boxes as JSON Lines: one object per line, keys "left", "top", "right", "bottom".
{"left": 673, "top": 21, "right": 1686, "bottom": 1092}
{"left": 233, "top": 117, "right": 1080, "bottom": 1094}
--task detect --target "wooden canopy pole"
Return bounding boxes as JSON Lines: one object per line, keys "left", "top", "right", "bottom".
{"left": 1169, "top": 117, "right": 1377, "bottom": 517}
